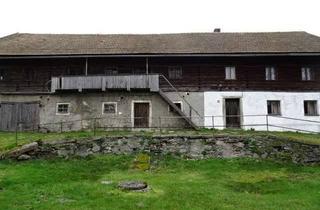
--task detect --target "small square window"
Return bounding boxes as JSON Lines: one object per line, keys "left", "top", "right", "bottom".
{"left": 56, "top": 103, "right": 70, "bottom": 115}
{"left": 102, "top": 102, "right": 117, "bottom": 114}
{"left": 304, "top": 100, "right": 318, "bottom": 116}
{"left": 266, "top": 67, "right": 276, "bottom": 80}
{"left": 168, "top": 66, "right": 182, "bottom": 79}
{"left": 169, "top": 102, "right": 183, "bottom": 112}
{"left": 301, "top": 67, "right": 314, "bottom": 81}
{"left": 225, "top": 66, "right": 236, "bottom": 80}
{"left": 267, "top": 100, "right": 281, "bottom": 115}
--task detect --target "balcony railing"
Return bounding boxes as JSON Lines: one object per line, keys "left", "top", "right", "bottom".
{"left": 51, "top": 74, "right": 160, "bottom": 92}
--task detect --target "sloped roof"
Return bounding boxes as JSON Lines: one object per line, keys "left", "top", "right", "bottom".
{"left": 0, "top": 31, "right": 319, "bottom": 56}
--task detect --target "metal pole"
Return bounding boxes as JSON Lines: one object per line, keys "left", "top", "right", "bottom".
{"left": 159, "top": 117, "right": 162, "bottom": 134}
{"left": 93, "top": 118, "right": 96, "bottom": 136}
{"left": 266, "top": 115, "right": 269, "bottom": 132}
{"left": 60, "top": 121, "right": 63, "bottom": 133}
{"left": 15, "top": 123, "right": 18, "bottom": 146}
{"left": 212, "top": 116, "right": 215, "bottom": 129}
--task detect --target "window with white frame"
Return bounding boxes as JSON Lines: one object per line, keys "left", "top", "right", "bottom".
{"left": 265, "top": 66, "right": 276, "bottom": 80}
{"left": 168, "top": 66, "right": 182, "bottom": 79}
{"left": 102, "top": 102, "right": 117, "bottom": 114}
{"left": 301, "top": 67, "right": 314, "bottom": 81}
{"left": 225, "top": 66, "right": 236, "bottom": 80}
{"left": 304, "top": 100, "right": 318, "bottom": 116}
{"left": 56, "top": 103, "right": 70, "bottom": 115}
{"left": 169, "top": 101, "right": 183, "bottom": 112}
{"left": 267, "top": 100, "right": 281, "bottom": 115}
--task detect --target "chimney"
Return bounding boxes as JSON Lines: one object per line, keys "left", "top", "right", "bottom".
{"left": 214, "top": 28, "right": 221, "bottom": 33}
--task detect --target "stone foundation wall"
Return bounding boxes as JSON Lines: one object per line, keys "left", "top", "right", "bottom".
{"left": 5, "top": 135, "right": 320, "bottom": 164}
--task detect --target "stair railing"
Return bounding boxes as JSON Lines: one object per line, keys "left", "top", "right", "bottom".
{"left": 159, "top": 74, "right": 202, "bottom": 123}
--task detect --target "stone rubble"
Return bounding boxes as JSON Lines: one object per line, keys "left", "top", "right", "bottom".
{"left": 3, "top": 135, "right": 320, "bottom": 164}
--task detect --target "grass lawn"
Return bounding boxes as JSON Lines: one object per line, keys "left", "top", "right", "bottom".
{"left": 0, "top": 155, "right": 320, "bottom": 210}
{"left": 0, "top": 129, "right": 319, "bottom": 153}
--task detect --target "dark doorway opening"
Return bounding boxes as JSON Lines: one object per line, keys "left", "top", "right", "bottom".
{"left": 133, "top": 102, "right": 150, "bottom": 128}
{"left": 225, "top": 98, "right": 241, "bottom": 128}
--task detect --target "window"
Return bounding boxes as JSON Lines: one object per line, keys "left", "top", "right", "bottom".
{"left": 225, "top": 66, "right": 236, "bottom": 80}
{"left": 56, "top": 103, "right": 70, "bottom": 115}
{"left": 102, "top": 102, "right": 117, "bottom": 114}
{"left": 168, "top": 66, "right": 182, "bottom": 79}
{"left": 169, "top": 102, "right": 183, "bottom": 112}
{"left": 304, "top": 100, "right": 318, "bottom": 116}
{"left": 267, "top": 100, "right": 281, "bottom": 115}
{"left": 104, "top": 67, "right": 118, "bottom": 75}
{"left": 301, "top": 67, "right": 314, "bottom": 81}
{"left": 265, "top": 67, "right": 276, "bottom": 80}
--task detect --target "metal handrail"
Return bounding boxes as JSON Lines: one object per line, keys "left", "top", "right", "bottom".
{"left": 159, "top": 74, "right": 202, "bottom": 118}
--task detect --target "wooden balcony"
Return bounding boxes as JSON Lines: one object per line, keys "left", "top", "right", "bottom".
{"left": 51, "top": 74, "right": 160, "bottom": 92}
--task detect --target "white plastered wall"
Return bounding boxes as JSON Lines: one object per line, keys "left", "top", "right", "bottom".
{"left": 204, "top": 91, "right": 320, "bottom": 132}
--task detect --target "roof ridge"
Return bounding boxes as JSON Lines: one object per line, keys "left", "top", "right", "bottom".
{"left": 1, "top": 31, "right": 309, "bottom": 37}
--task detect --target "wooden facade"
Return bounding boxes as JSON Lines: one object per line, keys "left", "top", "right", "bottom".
{"left": 0, "top": 56, "right": 319, "bottom": 93}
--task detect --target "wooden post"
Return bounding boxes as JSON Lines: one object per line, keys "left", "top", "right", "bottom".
{"left": 145, "top": 57, "right": 149, "bottom": 74}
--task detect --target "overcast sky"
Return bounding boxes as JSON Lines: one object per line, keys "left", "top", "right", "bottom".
{"left": 0, "top": 0, "right": 319, "bottom": 37}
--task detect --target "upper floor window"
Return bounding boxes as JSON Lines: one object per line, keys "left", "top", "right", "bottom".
{"left": 301, "top": 67, "right": 314, "bottom": 81}
{"left": 104, "top": 67, "right": 118, "bottom": 75}
{"left": 102, "top": 102, "right": 117, "bottom": 114}
{"left": 225, "top": 66, "right": 236, "bottom": 80}
{"left": 304, "top": 100, "right": 318, "bottom": 116}
{"left": 265, "top": 66, "right": 276, "bottom": 80}
{"left": 267, "top": 100, "right": 281, "bottom": 115}
{"left": 168, "top": 66, "right": 182, "bottom": 79}
{"left": 56, "top": 103, "right": 70, "bottom": 115}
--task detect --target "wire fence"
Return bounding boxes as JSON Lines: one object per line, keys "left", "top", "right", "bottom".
{"left": 2, "top": 114, "right": 320, "bottom": 146}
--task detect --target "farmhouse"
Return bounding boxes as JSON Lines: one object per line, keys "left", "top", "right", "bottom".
{"left": 0, "top": 31, "right": 319, "bottom": 132}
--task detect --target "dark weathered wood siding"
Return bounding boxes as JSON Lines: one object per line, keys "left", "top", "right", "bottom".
{"left": 0, "top": 102, "right": 40, "bottom": 131}
{"left": 0, "top": 56, "right": 319, "bottom": 92}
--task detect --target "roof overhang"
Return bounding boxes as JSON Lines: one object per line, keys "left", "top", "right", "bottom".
{"left": 0, "top": 53, "right": 320, "bottom": 59}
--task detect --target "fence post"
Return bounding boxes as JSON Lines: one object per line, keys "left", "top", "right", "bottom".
{"left": 266, "top": 115, "right": 269, "bottom": 132}
{"left": 212, "top": 116, "right": 215, "bottom": 129}
{"left": 60, "top": 121, "right": 63, "bottom": 133}
{"left": 15, "top": 122, "right": 18, "bottom": 146}
{"left": 93, "top": 118, "right": 96, "bottom": 136}
{"left": 159, "top": 117, "right": 162, "bottom": 134}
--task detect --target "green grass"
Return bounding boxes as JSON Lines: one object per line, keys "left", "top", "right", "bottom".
{"left": 0, "top": 155, "right": 320, "bottom": 210}
{"left": 0, "top": 129, "right": 319, "bottom": 152}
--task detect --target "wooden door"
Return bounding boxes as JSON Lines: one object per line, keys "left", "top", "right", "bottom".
{"left": 134, "top": 102, "right": 150, "bottom": 128}
{"left": 225, "top": 99, "right": 241, "bottom": 128}
{"left": 0, "top": 102, "right": 40, "bottom": 131}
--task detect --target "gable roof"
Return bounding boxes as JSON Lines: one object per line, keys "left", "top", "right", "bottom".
{"left": 0, "top": 31, "right": 320, "bottom": 57}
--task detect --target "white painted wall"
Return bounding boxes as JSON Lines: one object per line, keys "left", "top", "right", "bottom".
{"left": 204, "top": 91, "right": 320, "bottom": 132}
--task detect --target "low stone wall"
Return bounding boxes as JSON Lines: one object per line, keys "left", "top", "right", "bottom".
{"left": 5, "top": 135, "right": 320, "bottom": 164}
